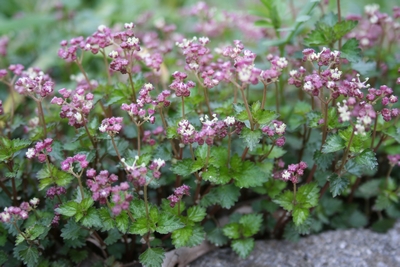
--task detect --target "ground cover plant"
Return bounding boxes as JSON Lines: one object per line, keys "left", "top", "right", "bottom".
{"left": 0, "top": 0, "right": 400, "bottom": 266}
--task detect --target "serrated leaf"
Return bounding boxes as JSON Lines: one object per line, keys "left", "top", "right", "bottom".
{"left": 329, "top": 174, "right": 349, "bottom": 197}
{"left": 129, "top": 217, "right": 150, "bottom": 235}
{"left": 231, "top": 238, "right": 254, "bottom": 259}
{"left": 253, "top": 109, "right": 278, "bottom": 125}
{"left": 81, "top": 207, "right": 101, "bottom": 228}
{"left": 115, "top": 211, "right": 129, "bottom": 233}
{"left": 99, "top": 208, "right": 114, "bottom": 231}
{"left": 184, "top": 226, "right": 205, "bottom": 247}
{"left": 36, "top": 163, "right": 74, "bottom": 190}
{"left": 333, "top": 20, "right": 358, "bottom": 40}
{"left": 233, "top": 161, "right": 266, "bottom": 188}
{"left": 171, "top": 226, "right": 193, "bottom": 248}
{"left": 216, "top": 184, "right": 240, "bottom": 209}
{"left": 222, "top": 223, "right": 240, "bottom": 239}
{"left": 354, "top": 149, "right": 377, "bottom": 170}
{"left": 104, "top": 228, "right": 122, "bottom": 245}
{"left": 273, "top": 190, "right": 294, "bottom": 211}
{"left": 322, "top": 134, "right": 345, "bottom": 153}
{"left": 139, "top": 247, "right": 165, "bottom": 267}
{"left": 313, "top": 150, "right": 334, "bottom": 171}
{"left": 296, "top": 182, "right": 319, "bottom": 208}
{"left": 171, "top": 158, "right": 195, "bottom": 177}
{"left": 240, "top": 214, "right": 263, "bottom": 237}
{"left": 16, "top": 244, "right": 39, "bottom": 267}
{"left": 341, "top": 38, "right": 361, "bottom": 63}
{"left": 61, "top": 219, "right": 85, "bottom": 240}
{"left": 156, "top": 213, "right": 184, "bottom": 234}
{"left": 240, "top": 128, "right": 262, "bottom": 151}
{"left": 130, "top": 199, "right": 147, "bottom": 218}
{"left": 292, "top": 206, "right": 309, "bottom": 226}
{"left": 187, "top": 206, "right": 207, "bottom": 222}
{"left": 56, "top": 201, "right": 79, "bottom": 217}
{"left": 207, "top": 227, "right": 229, "bottom": 246}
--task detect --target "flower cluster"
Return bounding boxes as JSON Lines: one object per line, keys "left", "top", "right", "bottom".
{"left": 26, "top": 138, "right": 53, "bottom": 162}
{"left": 0, "top": 198, "right": 39, "bottom": 223}
{"left": 0, "top": 100, "right": 3, "bottom": 115}
{"left": 169, "top": 71, "right": 196, "bottom": 97}
{"left": 61, "top": 154, "right": 89, "bottom": 172}
{"left": 121, "top": 83, "right": 158, "bottom": 124}
{"left": 86, "top": 169, "right": 134, "bottom": 215}
{"left": 51, "top": 87, "right": 94, "bottom": 128}
{"left": 14, "top": 67, "right": 55, "bottom": 98}
{"left": 142, "top": 126, "right": 164, "bottom": 146}
{"left": 176, "top": 36, "right": 212, "bottom": 72}
{"left": 121, "top": 157, "right": 165, "bottom": 186}
{"left": 347, "top": 5, "right": 400, "bottom": 49}
{"left": 46, "top": 186, "right": 67, "bottom": 199}
{"left": 167, "top": 184, "right": 190, "bottom": 208}
{"left": 99, "top": 117, "right": 123, "bottom": 136}
{"left": 262, "top": 120, "right": 287, "bottom": 147}
{"left": 280, "top": 161, "right": 307, "bottom": 184}
{"left": 387, "top": 154, "right": 400, "bottom": 166}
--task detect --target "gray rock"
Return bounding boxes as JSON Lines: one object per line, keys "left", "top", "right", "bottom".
{"left": 190, "top": 222, "right": 400, "bottom": 267}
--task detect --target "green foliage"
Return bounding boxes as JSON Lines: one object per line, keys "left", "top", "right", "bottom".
{"left": 329, "top": 174, "right": 349, "bottom": 197}
{"left": 200, "top": 184, "right": 241, "bottom": 209}
{"left": 240, "top": 128, "right": 262, "bottom": 151}
{"left": 231, "top": 238, "right": 255, "bottom": 259}
{"left": 14, "top": 244, "right": 39, "bottom": 267}
{"left": 139, "top": 248, "right": 165, "bottom": 267}
{"left": 36, "top": 164, "right": 74, "bottom": 190}
{"left": 0, "top": 137, "right": 31, "bottom": 161}
{"left": 322, "top": 135, "right": 345, "bottom": 153}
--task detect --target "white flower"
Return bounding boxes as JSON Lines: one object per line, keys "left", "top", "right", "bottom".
{"left": 153, "top": 158, "right": 166, "bottom": 168}
{"left": 282, "top": 170, "right": 291, "bottom": 181}
{"left": 274, "top": 123, "right": 286, "bottom": 135}
{"left": 99, "top": 124, "right": 107, "bottom": 133}
{"left": 224, "top": 116, "right": 236, "bottom": 126}
{"left": 26, "top": 148, "right": 35, "bottom": 159}
{"left": 74, "top": 112, "right": 82, "bottom": 123}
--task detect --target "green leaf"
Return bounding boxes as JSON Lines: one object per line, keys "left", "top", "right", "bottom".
{"left": 231, "top": 238, "right": 254, "bottom": 259}
{"left": 115, "top": 211, "right": 129, "bottom": 233}
{"left": 273, "top": 190, "right": 294, "bottom": 211}
{"left": 69, "top": 249, "right": 88, "bottom": 264}
{"left": 222, "top": 223, "right": 241, "bottom": 239}
{"left": 129, "top": 217, "right": 150, "bottom": 235}
{"left": 265, "top": 179, "right": 287, "bottom": 198}
{"left": 355, "top": 179, "right": 382, "bottom": 199}
{"left": 240, "top": 128, "right": 262, "bottom": 151}
{"left": 313, "top": 150, "right": 334, "bottom": 171}
{"left": 156, "top": 213, "right": 185, "bottom": 234}
{"left": 383, "top": 126, "right": 400, "bottom": 143}
{"left": 374, "top": 193, "right": 392, "bottom": 211}
{"left": 104, "top": 228, "right": 123, "bottom": 245}
{"left": 292, "top": 206, "right": 310, "bottom": 226}
{"left": 329, "top": 174, "right": 349, "bottom": 197}
{"left": 208, "top": 184, "right": 240, "bottom": 209}
{"left": 185, "top": 226, "right": 205, "bottom": 247}
{"left": 187, "top": 206, "right": 207, "bottom": 222}
{"left": 36, "top": 163, "right": 74, "bottom": 190}
{"left": 206, "top": 227, "right": 229, "bottom": 247}
{"left": 239, "top": 214, "right": 263, "bottom": 237}
{"left": 171, "top": 159, "right": 195, "bottom": 177}
{"left": 0, "top": 251, "right": 7, "bottom": 265}
{"left": 56, "top": 201, "right": 79, "bottom": 217}
{"left": 17, "top": 244, "right": 39, "bottom": 267}
{"left": 130, "top": 199, "right": 147, "bottom": 218}
{"left": 171, "top": 226, "right": 193, "bottom": 248}
{"left": 296, "top": 182, "right": 319, "bottom": 208}
{"left": 233, "top": 161, "right": 266, "bottom": 188}
{"left": 354, "top": 149, "right": 377, "bottom": 170}
{"left": 371, "top": 218, "right": 396, "bottom": 233}
{"left": 99, "top": 208, "right": 115, "bottom": 231}
{"left": 253, "top": 109, "right": 279, "bottom": 125}
{"left": 322, "top": 134, "right": 345, "bottom": 153}
{"left": 61, "top": 220, "right": 84, "bottom": 240}
{"left": 139, "top": 247, "right": 165, "bottom": 267}
{"left": 341, "top": 38, "right": 361, "bottom": 63}
{"left": 81, "top": 207, "right": 101, "bottom": 228}
{"left": 333, "top": 20, "right": 358, "bottom": 40}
